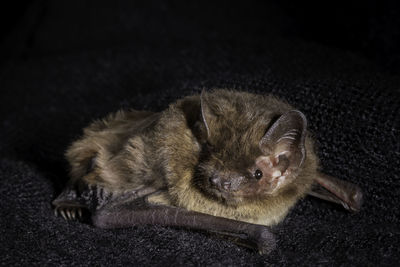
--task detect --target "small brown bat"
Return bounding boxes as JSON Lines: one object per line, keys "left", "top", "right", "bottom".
{"left": 53, "top": 89, "right": 363, "bottom": 254}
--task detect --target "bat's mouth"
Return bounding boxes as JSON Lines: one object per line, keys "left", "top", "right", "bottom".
{"left": 202, "top": 186, "right": 243, "bottom": 206}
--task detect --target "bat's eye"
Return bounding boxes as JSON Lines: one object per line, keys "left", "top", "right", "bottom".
{"left": 254, "top": 169, "right": 263, "bottom": 179}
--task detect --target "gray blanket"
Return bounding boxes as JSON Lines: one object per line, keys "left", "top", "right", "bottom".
{"left": 1, "top": 1, "right": 399, "bottom": 265}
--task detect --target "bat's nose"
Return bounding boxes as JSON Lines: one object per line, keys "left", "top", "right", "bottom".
{"left": 209, "top": 175, "right": 232, "bottom": 191}
{"left": 209, "top": 176, "right": 220, "bottom": 187}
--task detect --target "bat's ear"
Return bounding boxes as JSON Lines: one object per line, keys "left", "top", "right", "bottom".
{"left": 200, "top": 90, "right": 214, "bottom": 139}
{"left": 257, "top": 110, "right": 307, "bottom": 193}
{"left": 260, "top": 110, "right": 307, "bottom": 168}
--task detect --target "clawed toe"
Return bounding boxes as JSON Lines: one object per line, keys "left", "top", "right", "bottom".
{"left": 54, "top": 206, "right": 84, "bottom": 221}
{"left": 78, "top": 208, "right": 82, "bottom": 218}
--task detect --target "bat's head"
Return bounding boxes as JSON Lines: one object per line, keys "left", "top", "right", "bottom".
{"left": 195, "top": 91, "right": 307, "bottom": 205}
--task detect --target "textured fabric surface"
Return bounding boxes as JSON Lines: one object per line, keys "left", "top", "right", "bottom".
{"left": 1, "top": 1, "right": 399, "bottom": 265}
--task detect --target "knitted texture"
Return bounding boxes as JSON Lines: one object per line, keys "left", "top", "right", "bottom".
{"left": 1, "top": 1, "right": 399, "bottom": 265}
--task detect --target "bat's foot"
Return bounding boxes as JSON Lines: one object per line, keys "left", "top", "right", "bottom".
{"left": 252, "top": 226, "right": 276, "bottom": 255}
{"left": 52, "top": 185, "right": 91, "bottom": 221}
{"left": 54, "top": 205, "right": 84, "bottom": 221}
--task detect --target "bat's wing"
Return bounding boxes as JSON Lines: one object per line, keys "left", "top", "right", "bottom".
{"left": 52, "top": 183, "right": 158, "bottom": 221}
{"left": 308, "top": 173, "right": 363, "bottom": 212}
{"left": 91, "top": 190, "right": 276, "bottom": 255}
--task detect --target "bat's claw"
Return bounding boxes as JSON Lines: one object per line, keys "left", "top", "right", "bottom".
{"left": 78, "top": 208, "right": 82, "bottom": 219}
{"left": 54, "top": 206, "right": 85, "bottom": 221}
{"left": 60, "top": 208, "right": 67, "bottom": 220}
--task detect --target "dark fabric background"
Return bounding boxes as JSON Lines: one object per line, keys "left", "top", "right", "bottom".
{"left": 1, "top": 1, "right": 399, "bottom": 265}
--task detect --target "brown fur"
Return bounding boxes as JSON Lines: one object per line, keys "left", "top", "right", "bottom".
{"left": 65, "top": 89, "right": 319, "bottom": 226}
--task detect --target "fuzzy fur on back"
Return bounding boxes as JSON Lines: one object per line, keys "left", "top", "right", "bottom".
{"left": 65, "top": 89, "right": 319, "bottom": 226}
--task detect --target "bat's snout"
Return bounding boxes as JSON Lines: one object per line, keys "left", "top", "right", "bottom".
{"left": 209, "top": 173, "right": 243, "bottom": 192}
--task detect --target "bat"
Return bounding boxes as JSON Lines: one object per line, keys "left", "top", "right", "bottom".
{"left": 52, "top": 89, "right": 363, "bottom": 254}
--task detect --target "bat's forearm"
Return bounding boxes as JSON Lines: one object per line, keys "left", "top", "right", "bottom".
{"left": 92, "top": 203, "right": 275, "bottom": 254}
